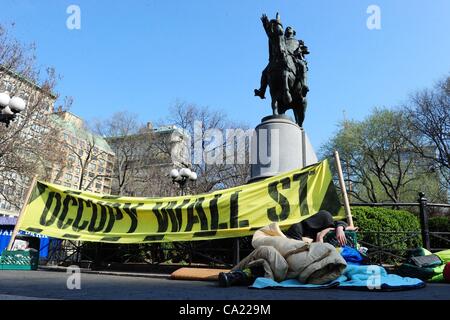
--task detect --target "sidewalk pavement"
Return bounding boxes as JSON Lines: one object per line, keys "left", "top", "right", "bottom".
{"left": 39, "top": 265, "right": 172, "bottom": 279}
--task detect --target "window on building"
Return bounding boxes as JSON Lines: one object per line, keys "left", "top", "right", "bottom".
{"left": 65, "top": 173, "right": 72, "bottom": 180}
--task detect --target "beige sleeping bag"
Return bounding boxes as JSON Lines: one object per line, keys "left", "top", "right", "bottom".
{"left": 234, "top": 222, "right": 347, "bottom": 284}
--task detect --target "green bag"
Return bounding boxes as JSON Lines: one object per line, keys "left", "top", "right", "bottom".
{"left": 324, "top": 230, "right": 358, "bottom": 248}
{"left": 397, "top": 263, "right": 437, "bottom": 280}
{"left": 397, "top": 248, "right": 448, "bottom": 281}
{"left": 435, "top": 249, "right": 450, "bottom": 264}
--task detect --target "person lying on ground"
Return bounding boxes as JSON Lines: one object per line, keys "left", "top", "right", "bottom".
{"left": 218, "top": 212, "right": 351, "bottom": 287}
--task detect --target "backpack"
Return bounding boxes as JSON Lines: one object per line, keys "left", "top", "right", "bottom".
{"left": 396, "top": 248, "right": 445, "bottom": 281}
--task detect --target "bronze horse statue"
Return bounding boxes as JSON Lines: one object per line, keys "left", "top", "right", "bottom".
{"left": 254, "top": 13, "right": 309, "bottom": 127}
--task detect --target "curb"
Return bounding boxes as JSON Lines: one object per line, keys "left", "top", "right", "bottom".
{"left": 39, "top": 266, "right": 171, "bottom": 279}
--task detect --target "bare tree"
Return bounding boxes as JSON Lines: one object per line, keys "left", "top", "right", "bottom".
{"left": 95, "top": 102, "right": 252, "bottom": 199}
{"left": 404, "top": 76, "right": 450, "bottom": 187}
{"left": 0, "top": 23, "right": 64, "bottom": 210}
{"left": 165, "top": 101, "right": 251, "bottom": 193}
{"left": 94, "top": 112, "right": 152, "bottom": 195}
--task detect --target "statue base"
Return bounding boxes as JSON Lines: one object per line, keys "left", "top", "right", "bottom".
{"left": 249, "top": 115, "right": 317, "bottom": 183}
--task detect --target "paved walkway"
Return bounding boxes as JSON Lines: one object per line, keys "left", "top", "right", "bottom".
{"left": 0, "top": 270, "right": 448, "bottom": 300}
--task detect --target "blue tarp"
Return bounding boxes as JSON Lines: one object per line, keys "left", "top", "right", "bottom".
{"left": 0, "top": 228, "right": 50, "bottom": 258}
{"left": 251, "top": 265, "right": 425, "bottom": 291}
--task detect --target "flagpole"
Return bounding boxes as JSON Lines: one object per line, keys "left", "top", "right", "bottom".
{"left": 334, "top": 151, "right": 354, "bottom": 227}
{"left": 7, "top": 176, "right": 37, "bottom": 251}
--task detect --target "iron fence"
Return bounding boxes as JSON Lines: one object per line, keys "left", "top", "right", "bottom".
{"left": 348, "top": 192, "right": 450, "bottom": 264}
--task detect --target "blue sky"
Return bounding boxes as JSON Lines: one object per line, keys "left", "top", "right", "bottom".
{"left": 1, "top": 0, "right": 449, "bottom": 148}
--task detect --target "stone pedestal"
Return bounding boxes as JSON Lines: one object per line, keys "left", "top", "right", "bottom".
{"left": 249, "top": 115, "right": 317, "bottom": 182}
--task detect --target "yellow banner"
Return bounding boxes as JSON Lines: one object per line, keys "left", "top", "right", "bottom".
{"left": 18, "top": 160, "right": 343, "bottom": 243}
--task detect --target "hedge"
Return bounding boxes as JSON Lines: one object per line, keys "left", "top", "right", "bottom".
{"left": 351, "top": 207, "right": 422, "bottom": 263}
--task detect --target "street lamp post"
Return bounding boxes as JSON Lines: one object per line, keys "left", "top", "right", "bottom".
{"left": 0, "top": 91, "right": 26, "bottom": 127}
{"left": 170, "top": 167, "right": 197, "bottom": 196}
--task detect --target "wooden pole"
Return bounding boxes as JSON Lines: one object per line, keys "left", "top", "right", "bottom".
{"left": 7, "top": 176, "right": 37, "bottom": 251}
{"left": 334, "top": 151, "right": 354, "bottom": 227}
{"left": 301, "top": 129, "right": 306, "bottom": 167}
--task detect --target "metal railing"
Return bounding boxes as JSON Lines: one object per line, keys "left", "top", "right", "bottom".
{"left": 349, "top": 192, "right": 450, "bottom": 263}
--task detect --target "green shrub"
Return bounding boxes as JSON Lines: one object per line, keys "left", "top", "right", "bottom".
{"left": 429, "top": 216, "right": 450, "bottom": 249}
{"left": 352, "top": 207, "right": 422, "bottom": 263}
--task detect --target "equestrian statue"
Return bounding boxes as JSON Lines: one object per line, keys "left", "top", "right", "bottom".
{"left": 254, "top": 13, "right": 310, "bottom": 127}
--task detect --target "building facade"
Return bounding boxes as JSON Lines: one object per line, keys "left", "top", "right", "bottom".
{"left": 1, "top": 67, "right": 116, "bottom": 218}
{"left": 107, "top": 122, "right": 190, "bottom": 197}
{"left": 49, "top": 110, "right": 115, "bottom": 194}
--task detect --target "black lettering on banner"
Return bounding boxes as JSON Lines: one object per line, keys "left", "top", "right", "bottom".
{"left": 101, "top": 195, "right": 121, "bottom": 200}
{"left": 174, "top": 199, "right": 190, "bottom": 232}
{"left": 123, "top": 203, "right": 143, "bottom": 233}
{"left": 293, "top": 172, "right": 309, "bottom": 216}
{"left": 144, "top": 234, "right": 165, "bottom": 241}
{"left": 64, "top": 190, "right": 82, "bottom": 195}
{"left": 152, "top": 202, "right": 168, "bottom": 233}
{"left": 185, "top": 201, "right": 199, "bottom": 232}
{"left": 57, "top": 195, "right": 77, "bottom": 229}
{"left": 319, "top": 180, "right": 342, "bottom": 216}
{"left": 194, "top": 197, "right": 209, "bottom": 230}
{"left": 161, "top": 201, "right": 178, "bottom": 233}
{"left": 62, "top": 234, "right": 81, "bottom": 239}
{"left": 101, "top": 236, "right": 121, "bottom": 242}
{"left": 26, "top": 227, "right": 43, "bottom": 233}
{"left": 88, "top": 201, "right": 108, "bottom": 233}
{"left": 230, "top": 190, "right": 244, "bottom": 228}
{"left": 30, "top": 182, "right": 48, "bottom": 204}
{"left": 239, "top": 220, "right": 249, "bottom": 228}
{"left": 39, "top": 192, "right": 61, "bottom": 226}
{"left": 209, "top": 194, "right": 222, "bottom": 230}
{"left": 267, "top": 177, "right": 291, "bottom": 222}
{"left": 193, "top": 231, "right": 217, "bottom": 237}
{"left": 218, "top": 223, "right": 228, "bottom": 229}
{"left": 103, "top": 203, "right": 118, "bottom": 233}
{"left": 72, "top": 198, "right": 91, "bottom": 232}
